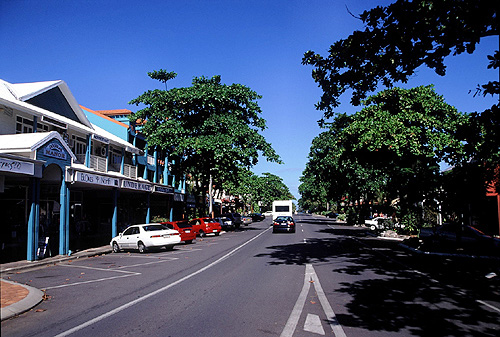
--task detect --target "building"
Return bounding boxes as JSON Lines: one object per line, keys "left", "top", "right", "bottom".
{"left": 0, "top": 79, "right": 182, "bottom": 263}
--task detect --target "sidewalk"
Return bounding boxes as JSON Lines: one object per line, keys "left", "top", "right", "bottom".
{"left": 1, "top": 245, "right": 111, "bottom": 321}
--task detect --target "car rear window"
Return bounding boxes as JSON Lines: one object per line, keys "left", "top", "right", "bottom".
{"left": 143, "top": 225, "right": 165, "bottom": 231}
{"left": 175, "top": 221, "right": 191, "bottom": 228}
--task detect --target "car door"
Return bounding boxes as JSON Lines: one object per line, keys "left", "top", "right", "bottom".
{"left": 121, "top": 226, "right": 139, "bottom": 249}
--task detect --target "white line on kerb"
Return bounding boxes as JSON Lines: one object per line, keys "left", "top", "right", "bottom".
{"left": 280, "top": 264, "right": 346, "bottom": 337}
{"left": 54, "top": 226, "right": 271, "bottom": 337}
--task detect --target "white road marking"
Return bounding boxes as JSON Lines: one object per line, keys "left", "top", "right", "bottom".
{"left": 54, "top": 226, "right": 271, "bottom": 337}
{"left": 43, "top": 265, "right": 140, "bottom": 290}
{"left": 281, "top": 264, "right": 346, "bottom": 337}
{"left": 477, "top": 300, "right": 500, "bottom": 313}
{"left": 304, "top": 313, "right": 325, "bottom": 335}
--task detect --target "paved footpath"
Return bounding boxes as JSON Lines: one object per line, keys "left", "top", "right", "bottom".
{"left": 1, "top": 246, "right": 111, "bottom": 321}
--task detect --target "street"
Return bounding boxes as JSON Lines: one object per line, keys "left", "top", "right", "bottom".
{"left": 2, "top": 214, "right": 500, "bottom": 336}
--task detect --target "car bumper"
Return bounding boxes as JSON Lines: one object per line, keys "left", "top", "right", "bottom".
{"left": 273, "top": 225, "right": 295, "bottom": 232}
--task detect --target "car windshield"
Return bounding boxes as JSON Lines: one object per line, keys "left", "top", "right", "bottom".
{"left": 142, "top": 225, "right": 166, "bottom": 231}
{"left": 162, "top": 224, "right": 175, "bottom": 230}
{"left": 205, "top": 218, "right": 218, "bottom": 223}
{"left": 276, "top": 216, "right": 292, "bottom": 221}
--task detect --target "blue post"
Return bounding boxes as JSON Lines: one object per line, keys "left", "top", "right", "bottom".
{"left": 27, "top": 178, "right": 37, "bottom": 261}
{"left": 65, "top": 184, "right": 70, "bottom": 253}
{"left": 35, "top": 179, "right": 40, "bottom": 259}
{"left": 85, "top": 135, "right": 91, "bottom": 168}
{"left": 146, "top": 193, "right": 151, "bottom": 224}
{"left": 120, "top": 148, "right": 125, "bottom": 175}
{"left": 59, "top": 178, "right": 67, "bottom": 255}
{"left": 112, "top": 189, "right": 118, "bottom": 237}
{"left": 143, "top": 145, "right": 148, "bottom": 180}
{"left": 153, "top": 148, "right": 158, "bottom": 183}
{"left": 169, "top": 204, "right": 173, "bottom": 222}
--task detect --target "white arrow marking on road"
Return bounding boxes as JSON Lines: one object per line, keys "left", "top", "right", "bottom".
{"left": 280, "top": 264, "right": 346, "bottom": 337}
{"left": 304, "top": 313, "right": 325, "bottom": 335}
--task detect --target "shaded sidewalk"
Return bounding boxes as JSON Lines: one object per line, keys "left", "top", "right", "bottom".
{"left": 1, "top": 246, "right": 111, "bottom": 321}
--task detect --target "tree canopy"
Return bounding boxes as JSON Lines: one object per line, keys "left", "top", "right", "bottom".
{"left": 299, "top": 86, "right": 469, "bottom": 222}
{"left": 302, "top": 0, "right": 498, "bottom": 117}
{"left": 129, "top": 70, "right": 281, "bottom": 197}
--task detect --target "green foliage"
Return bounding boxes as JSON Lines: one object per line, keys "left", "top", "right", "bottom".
{"left": 129, "top": 71, "right": 281, "bottom": 199}
{"left": 226, "top": 170, "right": 294, "bottom": 211}
{"left": 399, "top": 212, "right": 419, "bottom": 234}
{"left": 302, "top": 0, "right": 497, "bottom": 117}
{"left": 299, "top": 86, "right": 469, "bottom": 221}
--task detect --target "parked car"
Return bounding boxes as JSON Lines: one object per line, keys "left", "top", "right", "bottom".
{"left": 420, "top": 223, "right": 500, "bottom": 249}
{"left": 272, "top": 216, "right": 296, "bottom": 233}
{"left": 161, "top": 220, "right": 196, "bottom": 244}
{"left": 110, "top": 224, "right": 181, "bottom": 253}
{"left": 189, "top": 217, "right": 222, "bottom": 237}
{"left": 214, "top": 216, "right": 234, "bottom": 231}
{"left": 326, "top": 212, "right": 338, "bottom": 219}
{"left": 364, "top": 217, "right": 400, "bottom": 230}
{"left": 222, "top": 213, "right": 243, "bottom": 229}
{"left": 248, "top": 213, "right": 265, "bottom": 222}
{"left": 242, "top": 216, "right": 253, "bottom": 226}
{"left": 263, "top": 211, "right": 273, "bottom": 217}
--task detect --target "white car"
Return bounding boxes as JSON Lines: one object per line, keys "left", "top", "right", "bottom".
{"left": 111, "top": 224, "right": 181, "bottom": 253}
{"left": 365, "top": 217, "right": 388, "bottom": 230}
{"left": 263, "top": 211, "right": 273, "bottom": 217}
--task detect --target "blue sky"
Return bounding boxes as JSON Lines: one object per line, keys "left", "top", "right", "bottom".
{"left": 1, "top": 0, "right": 497, "bottom": 200}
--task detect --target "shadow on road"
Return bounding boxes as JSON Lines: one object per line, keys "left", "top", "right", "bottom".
{"left": 255, "top": 223, "right": 500, "bottom": 336}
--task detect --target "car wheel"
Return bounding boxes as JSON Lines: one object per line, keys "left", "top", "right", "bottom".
{"left": 138, "top": 241, "right": 146, "bottom": 253}
{"left": 199, "top": 230, "right": 205, "bottom": 238}
{"left": 215, "top": 232, "right": 220, "bottom": 236}
{"left": 370, "top": 225, "right": 376, "bottom": 231}
{"left": 112, "top": 242, "right": 120, "bottom": 253}
{"left": 185, "top": 240, "right": 193, "bottom": 244}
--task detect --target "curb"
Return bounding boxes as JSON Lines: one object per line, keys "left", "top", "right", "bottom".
{"left": 1, "top": 280, "right": 44, "bottom": 321}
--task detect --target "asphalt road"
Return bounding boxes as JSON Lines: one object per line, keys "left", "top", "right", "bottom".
{"left": 2, "top": 214, "right": 500, "bottom": 336}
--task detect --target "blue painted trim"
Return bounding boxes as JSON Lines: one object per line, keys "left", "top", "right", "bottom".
{"left": 59, "top": 179, "right": 67, "bottom": 255}
{"left": 146, "top": 193, "right": 151, "bottom": 224}
{"left": 112, "top": 189, "right": 118, "bottom": 237}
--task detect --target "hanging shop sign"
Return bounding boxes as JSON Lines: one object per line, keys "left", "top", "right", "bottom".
{"left": 154, "top": 185, "right": 174, "bottom": 194}
{"left": 92, "top": 134, "right": 110, "bottom": 144}
{"left": 0, "top": 157, "right": 35, "bottom": 175}
{"left": 122, "top": 179, "right": 152, "bottom": 192}
{"left": 74, "top": 171, "right": 119, "bottom": 187}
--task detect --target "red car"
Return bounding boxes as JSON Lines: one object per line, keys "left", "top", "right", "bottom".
{"left": 189, "top": 217, "right": 222, "bottom": 237}
{"left": 161, "top": 220, "right": 196, "bottom": 244}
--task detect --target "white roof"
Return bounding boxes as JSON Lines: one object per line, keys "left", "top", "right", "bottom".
{"left": 0, "top": 79, "right": 92, "bottom": 128}
{"left": 0, "top": 79, "right": 141, "bottom": 154}
{"left": 0, "top": 131, "right": 77, "bottom": 160}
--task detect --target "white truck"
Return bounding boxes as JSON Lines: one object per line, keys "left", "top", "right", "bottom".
{"left": 272, "top": 200, "right": 293, "bottom": 220}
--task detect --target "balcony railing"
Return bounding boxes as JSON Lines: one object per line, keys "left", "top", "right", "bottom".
{"left": 147, "top": 154, "right": 155, "bottom": 166}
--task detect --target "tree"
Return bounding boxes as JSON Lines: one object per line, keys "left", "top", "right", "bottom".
{"left": 302, "top": 0, "right": 498, "bottom": 191}
{"left": 129, "top": 70, "right": 282, "bottom": 206}
{"left": 302, "top": 0, "right": 498, "bottom": 116}
{"left": 300, "top": 86, "right": 469, "bottom": 226}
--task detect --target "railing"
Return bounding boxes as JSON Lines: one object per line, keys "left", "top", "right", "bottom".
{"left": 147, "top": 154, "right": 155, "bottom": 166}
{"left": 123, "top": 164, "right": 137, "bottom": 179}
{"left": 89, "top": 155, "right": 107, "bottom": 173}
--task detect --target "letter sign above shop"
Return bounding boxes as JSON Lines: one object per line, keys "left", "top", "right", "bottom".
{"left": 74, "top": 171, "right": 119, "bottom": 187}
{"left": 43, "top": 143, "right": 67, "bottom": 160}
